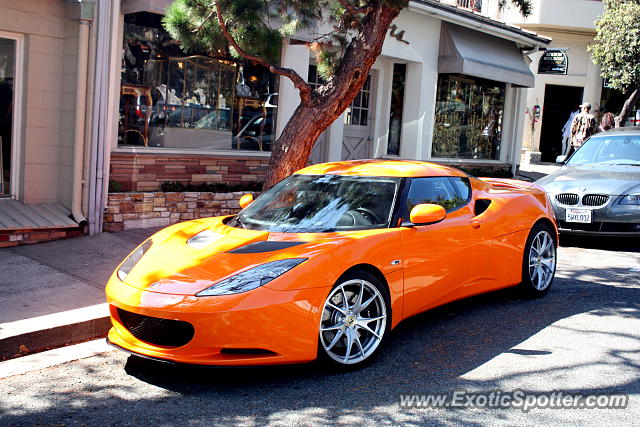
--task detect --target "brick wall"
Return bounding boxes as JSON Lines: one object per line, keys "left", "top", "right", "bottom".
{"left": 109, "top": 152, "right": 270, "bottom": 192}
{"left": 104, "top": 191, "right": 257, "bottom": 232}
{"left": 0, "top": 227, "right": 85, "bottom": 248}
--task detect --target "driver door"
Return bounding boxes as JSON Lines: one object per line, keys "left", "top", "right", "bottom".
{"left": 400, "top": 176, "right": 491, "bottom": 318}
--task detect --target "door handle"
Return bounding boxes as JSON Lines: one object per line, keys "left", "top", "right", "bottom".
{"left": 470, "top": 219, "right": 482, "bottom": 229}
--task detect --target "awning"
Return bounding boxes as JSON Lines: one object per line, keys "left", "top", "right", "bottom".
{"left": 438, "top": 22, "right": 535, "bottom": 88}
{"left": 121, "top": 0, "right": 171, "bottom": 14}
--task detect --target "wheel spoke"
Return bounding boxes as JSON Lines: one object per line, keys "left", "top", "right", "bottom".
{"left": 355, "top": 335, "right": 365, "bottom": 359}
{"left": 321, "top": 324, "right": 344, "bottom": 332}
{"left": 325, "top": 328, "right": 344, "bottom": 351}
{"left": 541, "top": 257, "right": 555, "bottom": 271}
{"left": 343, "top": 329, "right": 354, "bottom": 362}
{"left": 326, "top": 302, "right": 346, "bottom": 315}
{"left": 536, "top": 266, "right": 544, "bottom": 289}
{"left": 355, "top": 281, "right": 365, "bottom": 311}
{"left": 360, "top": 315, "right": 385, "bottom": 324}
{"left": 355, "top": 322, "right": 382, "bottom": 339}
{"left": 357, "top": 295, "right": 377, "bottom": 314}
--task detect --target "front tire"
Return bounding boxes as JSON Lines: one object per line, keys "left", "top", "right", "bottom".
{"left": 519, "top": 222, "right": 557, "bottom": 297}
{"left": 318, "top": 271, "right": 390, "bottom": 366}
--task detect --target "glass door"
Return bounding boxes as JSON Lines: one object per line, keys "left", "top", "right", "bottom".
{"left": 0, "top": 37, "right": 16, "bottom": 196}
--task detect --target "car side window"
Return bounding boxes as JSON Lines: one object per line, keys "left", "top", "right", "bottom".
{"left": 406, "top": 177, "right": 471, "bottom": 213}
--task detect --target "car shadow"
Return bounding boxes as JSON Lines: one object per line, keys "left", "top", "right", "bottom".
{"left": 560, "top": 234, "right": 640, "bottom": 253}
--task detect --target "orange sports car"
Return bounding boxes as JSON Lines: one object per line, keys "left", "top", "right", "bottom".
{"left": 106, "top": 160, "right": 558, "bottom": 367}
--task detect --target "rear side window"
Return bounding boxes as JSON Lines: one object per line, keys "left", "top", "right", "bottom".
{"left": 406, "top": 177, "right": 471, "bottom": 213}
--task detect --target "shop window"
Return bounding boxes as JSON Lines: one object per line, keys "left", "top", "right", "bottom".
{"left": 387, "top": 63, "right": 406, "bottom": 156}
{"left": 119, "top": 12, "right": 278, "bottom": 152}
{"left": 432, "top": 74, "right": 505, "bottom": 160}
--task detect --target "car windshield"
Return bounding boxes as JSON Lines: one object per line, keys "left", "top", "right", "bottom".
{"left": 568, "top": 134, "right": 640, "bottom": 166}
{"left": 228, "top": 174, "right": 400, "bottom": 232}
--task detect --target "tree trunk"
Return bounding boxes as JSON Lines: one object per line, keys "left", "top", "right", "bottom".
{"left": 615, "top": 87, "right": 640, "bottom": 127}
{"left": 263, "top": 2, "right": 405, "bottom": 189}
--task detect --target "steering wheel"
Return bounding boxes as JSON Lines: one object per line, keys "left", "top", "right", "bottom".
{"left": 354, "top": 207, "right": 381, "bottom": 224}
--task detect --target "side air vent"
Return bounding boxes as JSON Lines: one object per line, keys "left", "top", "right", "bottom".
{"left": 474, "top": 199, "right": 492, "bottom": 216}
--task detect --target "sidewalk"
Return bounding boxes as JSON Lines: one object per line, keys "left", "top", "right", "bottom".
{"left": 516, "top": 161, "right": 562, "bottom": 182}
{"left": 0, "top": 227, "right": 158, "bottom": 360}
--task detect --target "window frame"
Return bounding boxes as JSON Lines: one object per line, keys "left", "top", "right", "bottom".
{"left": 398, "top": 176, "right": 473, "bottom": 221}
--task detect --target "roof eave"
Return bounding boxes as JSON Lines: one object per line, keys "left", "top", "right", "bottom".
{"left": 409, "top": 0, "right": 552, "bottom": 49}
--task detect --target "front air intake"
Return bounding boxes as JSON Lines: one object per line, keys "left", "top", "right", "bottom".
{"left": 582, "top": 194, "right": 609, "bottom": 207}
{"left": 117, "top": 308, "right": 194, "bottom": 347}
{"left": 556, "top": 193, "right": 579, "bottom": 205}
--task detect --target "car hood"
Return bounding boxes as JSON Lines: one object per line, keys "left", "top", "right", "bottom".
{"left": 119, "top": 216, "right": 356, "bottom": 295}
{"left": 536, "top": 164, "right": 640, "bottom": 195}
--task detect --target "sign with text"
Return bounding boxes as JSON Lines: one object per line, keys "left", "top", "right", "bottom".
{"left": 538, "top": 49, "right": 568, "bottom": 75}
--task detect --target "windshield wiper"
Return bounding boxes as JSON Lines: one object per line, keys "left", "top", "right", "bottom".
{"left": 234, "top": 215, "right": 248, "bottom": 229}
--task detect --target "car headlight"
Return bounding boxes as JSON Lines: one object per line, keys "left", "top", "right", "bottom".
{"left": 195, "top": 258, "right": 307, "bottom": 297}
{"left": 620, "top": 194, "right": 640, "bottom": 205}
{"left": 117, "top": 239, "right": 152, "bottom": 282}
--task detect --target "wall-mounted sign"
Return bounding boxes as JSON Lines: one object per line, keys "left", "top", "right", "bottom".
{"left": 538, "top": 49, "right": 568, "bottom": 75}
{"left": 389, "top": 24, "right": 410, "bottom": 45}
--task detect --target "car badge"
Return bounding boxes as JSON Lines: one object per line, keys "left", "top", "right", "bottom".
{"left": 579, "top": 187, "right": 587, "bottom": 192}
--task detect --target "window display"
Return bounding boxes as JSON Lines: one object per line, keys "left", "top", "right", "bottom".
{"left": 119, "top": 12, "right": 277, "bottom": 152}
{"left": 432, "top": 74, "right": 505, "bottom": 160}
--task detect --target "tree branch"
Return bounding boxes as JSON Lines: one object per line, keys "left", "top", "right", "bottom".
{"left": 212, "top": 1, "right": 312, "bottom": 103}
{"left": 337, "top": 0, "right": 372, "bottom": 15}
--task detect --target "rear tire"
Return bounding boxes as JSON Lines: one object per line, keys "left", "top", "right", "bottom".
{"left": 317, "top": 270, "right": 391, "bottom": 368}
{"left": 519, "top": 222, "right": 557, "bottom": 298}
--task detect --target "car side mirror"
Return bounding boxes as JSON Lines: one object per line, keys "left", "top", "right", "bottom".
{"left": 555, "top": 155, "right": 567, "bottom": 164}
{"left": 404, "top": 203, "right": 446, "bottom": 226}
{"left": 239, "top": 194, "right": 254, "bottom": 209}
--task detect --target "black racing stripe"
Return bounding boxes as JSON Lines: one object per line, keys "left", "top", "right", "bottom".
{"left": 228, "top": 241, "right": 307, "bottom": 254}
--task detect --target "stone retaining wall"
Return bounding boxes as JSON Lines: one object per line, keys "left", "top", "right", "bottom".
{"left": 104, "top": 191, "right": 256, "bottom": 232}
{"left": 109, "top": 152, "right": 269, "bottom": 192}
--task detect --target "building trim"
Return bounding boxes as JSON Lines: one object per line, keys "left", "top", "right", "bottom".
{"left": 410, "top": 0, "right": 551, "bottom": 48}
{"left": 0, "top": 30, "right": 24, "bottom": 200}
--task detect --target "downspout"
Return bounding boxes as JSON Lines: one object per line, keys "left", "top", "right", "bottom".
{"left": 67, "top": 0, "right": 95, "bottom": 225}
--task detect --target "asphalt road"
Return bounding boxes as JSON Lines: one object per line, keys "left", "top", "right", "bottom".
{"left": 1, "top": 236, "right": 639, "bottom": 426}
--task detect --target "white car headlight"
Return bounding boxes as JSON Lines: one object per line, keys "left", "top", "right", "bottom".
{"left": 195, "top": 258, "right": 307, "bottom": 296}
{"left": 620, "top": 194, "right": 640, "bottom": 205}
{"left": 117, "top": 239, "right": 152, "bottom": 282}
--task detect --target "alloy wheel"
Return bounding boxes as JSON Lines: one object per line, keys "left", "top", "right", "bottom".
{"left": 528, "top": 230, "right": 556, "bottom": 291}
{"left": 319, "top": 279, "right": 387, "bottom": 365}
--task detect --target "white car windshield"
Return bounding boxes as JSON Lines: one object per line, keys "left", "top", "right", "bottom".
{"left": 229, "top": 174, "right": 400, "bottom": 233}
{"left": 568, "top": 135, "right": 640, "bottom": 166}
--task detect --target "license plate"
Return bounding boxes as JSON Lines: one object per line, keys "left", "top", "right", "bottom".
{"left": 566, "top": 208, "right": 592, "bottom": 223}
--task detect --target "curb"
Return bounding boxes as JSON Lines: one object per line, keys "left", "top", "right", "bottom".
{"left": 0, "top": 304, "right": 111, "bottom": 361}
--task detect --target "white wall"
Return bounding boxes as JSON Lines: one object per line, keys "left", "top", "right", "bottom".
{"left": 377, "top": 10, "right": 442, "bottom": 161}
{"left": 498, "top": 0, "right": 603, "bottom": 31}
{"left": 522, "top": 32, "right": 602, "bottom": 152}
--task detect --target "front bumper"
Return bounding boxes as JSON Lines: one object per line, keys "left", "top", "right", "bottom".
{"left": 106, "top": 277, "right": 329, "bottom": 366}
{"left": 550, "top": 199, "right": 640, "bottom": 236}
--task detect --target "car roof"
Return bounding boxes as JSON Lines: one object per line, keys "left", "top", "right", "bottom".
{"left": 295, "top": 160, "right": 468, "bottom": 178}
{"left": 595, "top": 127, "right": 640, "bottom": 137}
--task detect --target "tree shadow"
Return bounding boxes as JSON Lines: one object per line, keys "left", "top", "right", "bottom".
{"left": 1, "top": 264, "right": 639, "bottom": 425}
